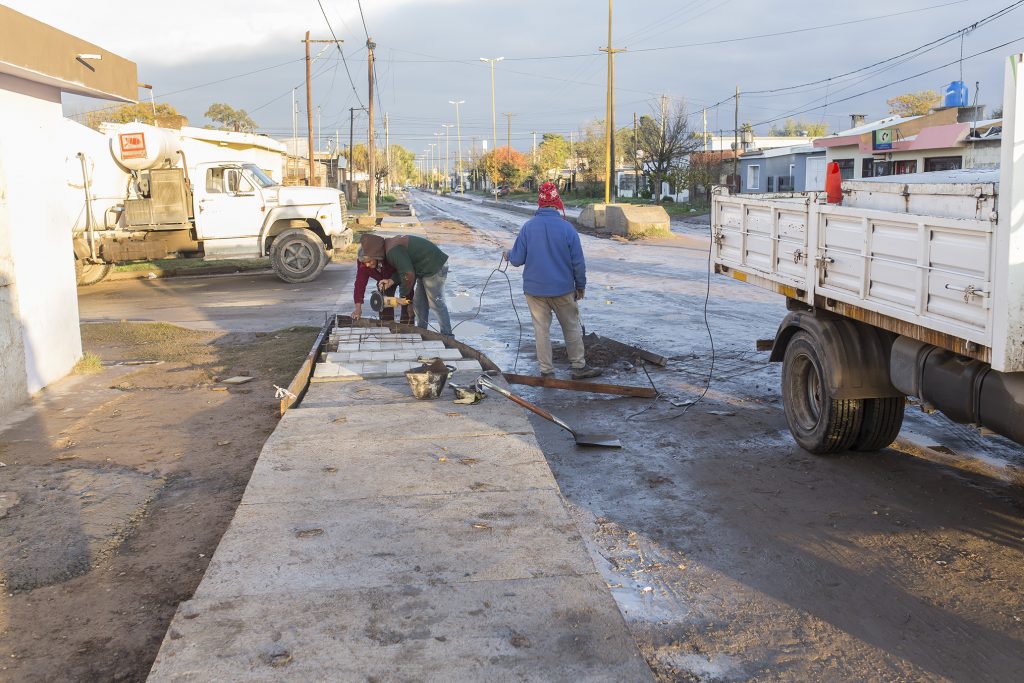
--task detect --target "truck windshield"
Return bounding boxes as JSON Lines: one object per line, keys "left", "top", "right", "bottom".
{"left": 242, "top": 164, "right": 277, "bottom": 188}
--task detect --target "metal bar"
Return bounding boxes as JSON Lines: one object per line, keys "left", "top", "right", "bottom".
{"left": 503, "top": 373, "right": 657, "bottom": 398}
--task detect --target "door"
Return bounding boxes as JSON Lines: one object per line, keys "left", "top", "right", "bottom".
{"left": 193, "top": 165, "right": 263, "bottom": 251}
{"left": 805, "top": 157, "right": 826, "bottom": 191}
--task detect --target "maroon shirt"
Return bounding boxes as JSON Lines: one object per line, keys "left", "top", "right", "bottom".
{"left": 354, "top": 260, "right": 398, "bottom": 304}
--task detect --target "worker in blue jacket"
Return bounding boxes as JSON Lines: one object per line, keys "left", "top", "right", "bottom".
{"left": 504, "top": 182, "right": 601, "bottom": 379}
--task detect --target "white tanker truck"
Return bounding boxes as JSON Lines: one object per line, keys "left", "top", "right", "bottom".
{"left": 72, "top": 123, "right": 348, "bottom": 285}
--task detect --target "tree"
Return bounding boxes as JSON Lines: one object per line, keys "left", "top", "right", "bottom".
{"left": 535, "top": 133, "right": 569, "bottom": 180}
{"left": 388, "top": 145, "right": 416, "bottom": 186}
{"left": 621, "top": 98, "right": 702, "bottom": 204}
{"left": 478, "top": 147, "right": 528, "bottom": 187}
{"left": 84, "top": 102, "right": 181, "bottom": 130}
{"left": 769, "top": 118, "right": 828, "bottom": 137}
{"left": 682, "top": 151, "right": 728, "bottom": 204}
{"left": 204, "top": 103, "right": 257, "bottom": 132}
{"left": 570, "top": 119, "right": 632, "bottom": 195}
{"left": 887, "top": 90, "right": 941, "bottom": 117}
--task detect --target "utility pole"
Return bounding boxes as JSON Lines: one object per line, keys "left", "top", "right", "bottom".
{"left": 305, "top": 31, "right": 315, "bottom": 185}
{"left": 633, "top": 112, "right": 639, "bottom": 197}
{"left": 504, "top": 112, "right": 514, "bottom": 162}
{"left": 470, "top": 136, "right": 477, "bottom": 190}
{"left": 702, "top": 107, "right": 708, "bottom": 152}
{"left": 733, "top": 85, "right": 740, "bottom": 191}
{"left": 532, "top": 131, "right": 537, "bottom": 166}
{"left": 348, "top": 106, "right": 365, "bottom": 204}
{"left": 367, "top": 37, "right": 377, "bottom": 218}
{"left": 569, "top": 130, "right": 576, "bottom": 194}
{"left": 442, "top": 124, "right": 454, "bottom": 192}
{"left": 291, "top": 90, "right": 297, "bottom": 180}
{"left": 450, "top": 99, "right": 465, "bottom": 192}
{"left": 600, "top": 0, "right": 625, "bottom": 204}
{"left": 480, "top": 57, "right": 503, "bottom": 197}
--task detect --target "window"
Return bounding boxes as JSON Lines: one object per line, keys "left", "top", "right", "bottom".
{"left": 747, "top": 164, "right": 760, "bottom": 190}
{"left": 924, "top": 156, "right": 962, "bottom": 172}
{"left": 205, "top": 167, "right": 226, "bottom": 193}
{"left": 767, "top": 176, "right": 774, "bottom": 192}
{"left": 835, "top": 158, "right": 854, "bottom": 180}
{"left": 894, "top": 160, "right": 917, "bottom": 175}
{"left": 872, "top": 161, "right": 892, "bottom": 177}
{"left": 862, "top": 159, "right": 874, "bottom": 178}
{"left": 225, "top": 169, "right": 253, "bottom": 193}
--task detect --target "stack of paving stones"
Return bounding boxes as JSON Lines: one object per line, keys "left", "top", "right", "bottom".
{"left": 146, "top": 324, "right": 654, "bottom": 681}
{"left": 313, "top": 327, "right": 482, "bottom": 381}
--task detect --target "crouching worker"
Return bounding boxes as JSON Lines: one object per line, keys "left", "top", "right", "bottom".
{"left": 504, "top": 182, "right": 601, "bottom": 379}
{"left": 352, "top": 246, "right": 414, "bottom": 323}
{"left": 360, "top": 234, "right": 453, "bottom": 336}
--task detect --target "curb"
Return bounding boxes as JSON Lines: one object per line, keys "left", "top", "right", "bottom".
{"left": 106, "top": 265, "right": 273, "bottom": 282}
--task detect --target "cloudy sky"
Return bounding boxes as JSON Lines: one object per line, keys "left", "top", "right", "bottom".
{"left": 13, "top": 0, "right": 1023, "bottom": 158}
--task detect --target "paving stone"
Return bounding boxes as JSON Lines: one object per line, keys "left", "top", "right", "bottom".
{"left": 148, "top": 576, "right": 654, "bottom": 682}
{"left": 299, "top": 371, "right": 485, "bottom": 408}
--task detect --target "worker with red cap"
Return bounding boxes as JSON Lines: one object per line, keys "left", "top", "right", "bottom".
{"left": 503, "top": 182, "right": 601, "bottom": 379}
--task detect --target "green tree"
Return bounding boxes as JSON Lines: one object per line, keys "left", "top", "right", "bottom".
{"left": 621, "top": 98, "right": 702, "bottom": 204}
{"left": 535, "top": 133, "right": 569, "bottom": 180}
{"left": 478, "top": 147, "right": 528, "bottom": 187}
{"left": 204, "top": 102, "right": 257, "bottom": 132}
{"left": 769, "top": 118, "right": 828, "bottom": 136}
{"left": 887, "top": 90, "right": 941, "bottom": 117}
{"left": 84, "top": 102, "right": 181, "bottom": 130}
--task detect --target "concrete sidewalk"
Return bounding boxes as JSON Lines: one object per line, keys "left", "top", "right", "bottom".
{"left": 147, "top": 328, "right": 652, "bottom": 681}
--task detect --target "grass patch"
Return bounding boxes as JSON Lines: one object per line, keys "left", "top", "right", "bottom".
{"left": 113, "top": 258, "right": 270, "bottom": 273}
{"left": 82, "top": 322, "right": 216, "bottom": 364}
{"left": 73, "top": 352, "right": 104, "bottom": 374}
{"left": 333, "top": 242, "right": 360, "bottom": 262}
{"left": 349, "top": 196, "right": 398, "bottom": 213}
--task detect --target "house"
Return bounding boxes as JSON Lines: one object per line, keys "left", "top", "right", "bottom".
{"left": 813, "top": 107, "right": 1001, "bottom": 181}
{"left": 738, "top": 144, "right": 827, "bottom": 193}
{"left": 0, "top": 6, "right": 137, "bottom": 417}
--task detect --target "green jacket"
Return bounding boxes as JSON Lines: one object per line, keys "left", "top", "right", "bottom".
{"left": 386, "top": 236, "right": 448, "bottom": 297}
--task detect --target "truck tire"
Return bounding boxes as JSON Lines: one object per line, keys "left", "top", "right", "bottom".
{"left": 781, "top": 331, "right": 863, "bottom": 454}
{"left": 852, "top": 397, "right": 905, "bottom": 451}
{"left": 270, "top": 228, "right": 328, "bottom": 284}
{"left": 75, "top": 258, "right": 112, "bottom": 287}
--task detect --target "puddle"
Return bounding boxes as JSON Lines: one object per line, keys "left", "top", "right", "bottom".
{"left": 447, "top": 293, "right": 478, "bottom": 314}
{"left": 451, "top": 321, "right": 490, "bottom": 337}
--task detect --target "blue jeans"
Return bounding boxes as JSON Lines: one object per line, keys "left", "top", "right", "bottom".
{"left": 414, "top": 264, "right": 452, "bottom": 336}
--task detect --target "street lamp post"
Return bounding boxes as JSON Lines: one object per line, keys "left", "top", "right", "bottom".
{"left": 428, "top": 143, "right": 437, "bottom": 191}
{"left": 479, "top": 57, "right": 503, "bottom": 197}
{"left": 433, "top": 132, "right": 444, "bottom": 192}
{"left": 449, "top": 99, "right": 465, "bottom": 193}
{"left": 442, "top": 123, "right": 454, "bottom": 193}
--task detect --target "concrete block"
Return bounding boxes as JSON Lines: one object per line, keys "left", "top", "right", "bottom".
{"left": 368, "top": 350, "right": 397, "bottom": 361}
{"left": 386, "top": 360, "right": 417, "bottom": 375}
{"left": 246, "top": 433, "right": 554, "bottom": 502}
{"left": 358, "top": 362, "right": 390, "bottom": 377}
{"left": 149, "top": 576, "right": 654, "bottom": 682}
{"left": 194, "top": 490, "right": 592, "bottom": 597}
{"left": 578, "top": 203, "right": 607, "bottom": 229}
{"left": 313, "top": 363, "right": 340, "bottom": 379}
{"left": 604, "top": 204, "right": 671, "bottom": 238}
{"left": 346, "top": 350, "right": 375, "bottom": 361}
{"left": 449, "top": 359, "right": 483, "bottom": 371}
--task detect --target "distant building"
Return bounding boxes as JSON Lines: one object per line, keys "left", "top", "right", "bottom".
{"left": 0, "top": 6, "right": 137, "bottom": 417}
{"left": 738, "top": 144, "right": 827, "bottom": 193}
{"left": 813, "top": 107, "right": 1001, "bottom": 180}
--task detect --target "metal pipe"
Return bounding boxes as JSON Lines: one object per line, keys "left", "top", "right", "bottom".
{"left": 76, "top": 152, "right": 96, "bottom": 259}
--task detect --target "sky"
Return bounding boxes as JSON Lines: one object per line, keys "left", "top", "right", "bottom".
{"left": 13, "top": 0, "right": 1024, "bottom": 160}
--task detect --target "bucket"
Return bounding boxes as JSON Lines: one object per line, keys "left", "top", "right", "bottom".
{"left": 405, "top": 358, "right": 455, "bottom": 400}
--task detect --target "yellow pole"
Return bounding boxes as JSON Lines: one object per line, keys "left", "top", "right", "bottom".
{"left": 603, "top": 0, "right": 613, "bottom": 204}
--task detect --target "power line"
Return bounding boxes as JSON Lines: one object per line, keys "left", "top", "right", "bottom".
{"left": 315, "top": 0, "right": 364, "bottom": 108}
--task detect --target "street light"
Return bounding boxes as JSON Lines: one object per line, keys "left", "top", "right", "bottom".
{"left": 428, "top": 143, "right": 437, "bottom": 191}
{"left": 449, "top": 99, "right": 465, "bottom": 193}
{"left": 442, "top": 123, "right": 455, "bottom": 193}
{"left": 480, "top": 57, "right": 503, "bottom": 197}
{"left": 433, "top": 132, "right": 444, "bottom": 192}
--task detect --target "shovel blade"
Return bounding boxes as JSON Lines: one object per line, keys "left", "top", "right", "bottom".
{"left": 574, "top": 434, "right": 622, "bottom": 449}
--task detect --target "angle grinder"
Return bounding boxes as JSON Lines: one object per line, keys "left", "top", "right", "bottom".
{"left": 369, "top": 290, "right": 410, "bottom": 312}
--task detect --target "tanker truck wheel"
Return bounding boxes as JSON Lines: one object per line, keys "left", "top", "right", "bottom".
{"left": 75, "top": 257, "right": 112, "bottom": 287}
{"left": 781, "top": 331, "right": 864, "bottom": 454}
{"left": 270, "top": 228, "right": 328, "bottom": 284}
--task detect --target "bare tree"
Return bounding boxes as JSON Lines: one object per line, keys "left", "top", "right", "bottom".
{"left": 624, "top": 97, "right": 702, "bottom": 204}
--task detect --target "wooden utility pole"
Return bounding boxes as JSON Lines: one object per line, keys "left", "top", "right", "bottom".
{"left": 733, "top": 85, "right": 740, "bottom": 190}
{"left": 633, "top": 112, "right": 639, "bottom": 197}
{"left": 348, "top": 107, "right": 365, "bottom": 204}
{"left": 384, "top": 112, "right": 390, "bottom": 194}
{"left": 600, "top": 0, "right": 625, "bottom": 203}
{"left": 504, "top": 112, "right": 514, "bottom": 162}
{"left": 367, "top": 37, "right": 377, "bottom": 218}
{"left": 305, "top": 31, "right": 315, "bottom": 185}
{"left": 702, "top": 108, "right": 708, "bottom": 152}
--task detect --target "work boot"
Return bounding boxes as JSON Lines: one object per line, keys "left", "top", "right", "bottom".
{"left": 571, "top": 365, "right": 602, "bottom": 380}
{"left": 540, "top": 370, "right": 555, "bottom": 377}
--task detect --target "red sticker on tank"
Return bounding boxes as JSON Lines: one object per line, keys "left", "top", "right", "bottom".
{"left": 119, "top": 132, "right": 146, "bottom": 159}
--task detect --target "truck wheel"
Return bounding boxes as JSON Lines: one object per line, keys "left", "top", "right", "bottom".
{"left": 75, "top": 258, "right": 112, "bottom": 287}
{"left": 270, "top": 228, "right": 328, "bottom": 283}
{"left": 782, "top": 331, "right": 863, "bottom": 454}
{"left": 852, "top": 397, "right": 905, "bottom": 451}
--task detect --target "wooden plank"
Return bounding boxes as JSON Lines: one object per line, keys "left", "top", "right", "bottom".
{"left": 279, "top": 315, "right": 334, "bottom": 415}
{"left": 503, "top": 373, "right": 657, "bottom": 398}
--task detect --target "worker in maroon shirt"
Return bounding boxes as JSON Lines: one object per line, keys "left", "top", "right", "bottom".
{"left": 352, "top": 246, "right": 414, "bottom": 323}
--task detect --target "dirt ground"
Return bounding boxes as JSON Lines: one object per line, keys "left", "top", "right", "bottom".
{"left": 0, "top": 323, "right": 316, "bottom": 682}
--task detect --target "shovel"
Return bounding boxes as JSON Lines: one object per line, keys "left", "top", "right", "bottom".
{"left": 477, "top": 376, "right": 622, "bottom": 449}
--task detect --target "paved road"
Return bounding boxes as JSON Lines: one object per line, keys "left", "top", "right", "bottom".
{"left": 78, "top": 264, "right": 356, "bottom": 333}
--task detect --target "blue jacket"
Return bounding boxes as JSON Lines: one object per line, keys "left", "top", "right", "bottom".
{"left": 507, "top": 207, "right": 586, "bottom": 297}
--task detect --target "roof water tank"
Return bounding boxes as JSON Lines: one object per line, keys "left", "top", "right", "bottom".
{"left": 109, "top": 123, "right": 182, "bottom": 171}
{"left": 943, "top": 80, "right": 969, "bottom": 108}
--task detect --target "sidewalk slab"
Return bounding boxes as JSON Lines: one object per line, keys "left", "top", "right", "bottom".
{"left": 244, "top": 433, "right": 554, "bottom": 503}
{"left": 194, "top": 490, "right": 591, "bottom": 598}
{"left": 149, "top": 576, "right": 653, "bottom": 683}
{"left": 299, "top": 371, "right": 483, "bottom": 408}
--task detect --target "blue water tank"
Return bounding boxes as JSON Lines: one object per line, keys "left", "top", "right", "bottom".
{"left": 943, "top": 80, "right": 969, "bottom": 108}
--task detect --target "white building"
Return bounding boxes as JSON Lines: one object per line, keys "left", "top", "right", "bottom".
{"left": 0, "top": 6, "right": 137, "bottom": 417}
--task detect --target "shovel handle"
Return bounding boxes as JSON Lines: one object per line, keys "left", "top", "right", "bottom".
{"left": 478, "top": 376, "right": 568, "bottom": 430}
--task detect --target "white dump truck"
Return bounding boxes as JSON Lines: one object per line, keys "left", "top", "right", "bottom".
{"left": 711, "top": 54, "right": 1024, "bottom": 452}
{"left": 71, "top": 123, "right": 348, "bottom": 285}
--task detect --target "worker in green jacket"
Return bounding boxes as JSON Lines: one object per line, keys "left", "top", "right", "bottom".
{"left": 360, "top": 234, "right": 453, "bottom": 336}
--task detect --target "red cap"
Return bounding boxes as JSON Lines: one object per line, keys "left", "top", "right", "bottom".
{"left": 538, "top": 181, "right": 566, "bottom": 217}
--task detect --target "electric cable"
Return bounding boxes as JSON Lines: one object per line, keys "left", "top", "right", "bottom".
{"left": 448, "top": 253, "right": 524, "bottom": 373}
